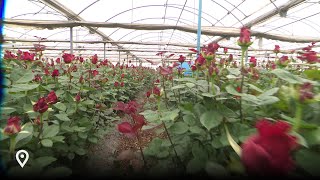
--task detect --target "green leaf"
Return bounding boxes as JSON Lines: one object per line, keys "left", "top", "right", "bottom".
{"left": 75, "top": 148, "right": 86, "bottom": 155}
{"left": 9, "top": 84, "right": 39, "bottom": 92}
{"left": 82, "top": 100, "right": 95, "bottom": 106}
{"left": 201, "top": 92, "right": 215, "bottom": 98}
{"left": 303, "top": 69, "right": 320, "bottom": 80}
{"left": 271, "top": 69, "right": 304, "bottom": 84}
{"left": 169, "top": 122, "right": 189, "bottom": 134}
{"left": 258, "top": 87, "right": 279, "bottom": 98}
{"left": 189, "top": 126, "right": 205, "bottom": 135}
{"left": 42, "top": 125, "right": 59, "bottom": 138}
{"left": 34, "top": 156, "right": 57, "bottom": 169}
{"left": 186, "top": 83, "right": 195, "bottom": 88}
{"left": 192, "top": 143, "right": 208, "bottom": 161}
{"left": 15, "top": 123, "right": 33, "bottom": 148}
{"left": 15, "top": 70, "right": 34, "bottom": 84}
{"left": 227, "top": 68, "right": 240, "bottom": 76}
{"left": 247, "top": 84, "right": 263, "bottom": 93}
{"left": 50, "top": 136, "right": 65, "bottom": 143}
{"left": 88, "top": 137, "right": 98, "bottom": 143}
{"left": 200, "top": 110, "right": 223, "bottom": 131}
{"left": 1, "top": 107, "right": 16, "bottom": 114}
{"left": 41, "top": 139, "right": 53, "bottom": 147}
{"left": 302, "top": 128, "right": 320, "bottom": 146}
{"left": 183, "top": 114, "right": 196, "bottom": 126}
{"left": 205, "top": 162, "right": 228, "bottom": 177}
{"left": 171, "top": 84, "right": 185, "bottom": 90}
{"left": 224, "top": 124, "right": 242, "bottom": 157}
{"left": 55, "top": 113, "right": 70, "bottom": 121}
{"left": 225, "top": 85, "right": 242, "bottom": 96}
{"left": 295, "top": 149, "right": 320, "bottom": 176}
{"left": 160, "top": 109, "right": 180, "bottom": 121}
{"left": 53, "top": 102, "right": 67, "bottom": 111}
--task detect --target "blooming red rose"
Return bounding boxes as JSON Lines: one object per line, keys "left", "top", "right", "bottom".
{"left": 178, "top": 55, "right": 186, "bottom": 63}
{"left": 91, "top": 70, "right": 99, "bottom": 77}
{"left": 44, "top": 68, "right": 50, "bottom": 76}
{"left": 4, "top": 50, "right": 17, "bottom": 59}
{"left": 274, "top": 45, "right": 280, "bottom": 54}
{"left": 91, "top": 54, "right": 98, "bottom": 64}
{"left": 120, "top": 82, "right": 124, "bottom": 87}
{"left": 46, "top": 91, "right": 58, "bottom": 105}
{"left": 51, "top": 69, "right": 59, "bottom": 77}
{"left": 21, "top": 51, "right": 35, "bottom": 61}
{"left": 62, "top": 53, "right": 74, "bottom": 64}
{"left": 206, "top": 43, "right": 220, "bottom": 54}
{"left": 195, "top": 54, "right": 205, "bottom": 66}
{"left": 33, "top": 97, "right": 49, "bottom": 113}
{"left": 297, "top": 51, "right": 319, "bottom": 64}
{"left": 3, "top": 116, "right": 21, "bottom": 135}
{"left": 121, "top": 73, "right": 125, "bottom": 78}
{"left": 277, "top": 56, "right": 290, "bottom": 67}
{"left": 238, "top": 27, "right": 252, "bottom": 47}
{"left": 114, "top": 81, "right": 119, "bottom": 87}
{"left": 33, "top": 74, "right": 42, "bottom": 82}
{"left": 241, "top": 120, "right": 298, "bottom": 176}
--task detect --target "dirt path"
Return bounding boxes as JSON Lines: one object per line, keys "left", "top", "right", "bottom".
{"left": 83, "top": 88, "right": 165, "bottom": 177}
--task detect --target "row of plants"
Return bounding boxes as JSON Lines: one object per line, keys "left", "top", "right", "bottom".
{"left": 0, "top": 50, "right": 157, "bottom": 177}
{"left": 115, "top": 27, "right": 320, "bottom": 177}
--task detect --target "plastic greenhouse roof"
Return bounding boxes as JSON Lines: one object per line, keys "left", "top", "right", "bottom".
{"left": 2, "top": 0, "right": 320, "bottom": 64}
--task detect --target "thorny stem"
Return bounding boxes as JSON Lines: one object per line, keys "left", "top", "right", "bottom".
{"left": 37, "top": 113, "right": 44, "bottom": 144}
{"left": 239, "top": 48, "right": 247, "bottom": 123}
{"left": 161, "top": 76, "right": 169, "bottom": 109}
{"left": 9, "top": 135, "right": 17, "bottom": 160}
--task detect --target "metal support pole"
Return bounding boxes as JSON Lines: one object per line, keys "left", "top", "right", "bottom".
{"left": 103, "top": 43, "right": 106, "bottom": 60}
{"left": 70, "top": 27, "right": 73, "bottom": 54}
{"left": 196, "top": 0, "right": 202, "bottom": 57}
{"left": 118, "top": 51, "right": 121, "bottom": 63}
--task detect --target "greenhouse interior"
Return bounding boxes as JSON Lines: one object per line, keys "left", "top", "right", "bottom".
{"left": 1, "top": 0, "right": 320, "bottom": 178}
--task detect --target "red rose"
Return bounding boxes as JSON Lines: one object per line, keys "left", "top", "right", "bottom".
{"left": 46, "top": 91, "right": 58, "bottom": 105}
{"left": 91, "top": 54, "right": 98, "bottom": 64}
{"left": 56, "top": 58, "right": 61, "bottom": 64}
{"left": 206, "top": 43, "right": 220, "bottom": 54}
{"left": 274, "top": 45, "right": 280, "bottom": 54}
{"left": 44, "top": 68, "right": 50, "bottom": 76}
{"left": 3, "top": 116, "right": 21, "bottom": 135}
{"left": 79, "top": 57, "right": 84, "bottom": 63}
{"left": 21, "top": 51, "right": 35, "bottom": 61}
{"left": 114, "top": 81, "right": 119, "bottom": 87}
{"left": 51, "top": 69, "right": 59, "bottom": 77}
{"left": 195, "top": 54, "right": 205, "bottom": 66}
{"left": 33, "top": 97, "right": 49, "bottom": 113}
{"left": 153, "top": 86, "right": 161, "bottom": 96}
{"left": 178, "top": 55, "right": 186, "bottom": 63}
{"left": 241, "top": 120, "right": 298, "bottom": 175}
{"left": 249, "top": 56, "right": 257, "bottom": 67}
{"left": 191, "top": 65, "right": 197, "bottom": 71}
{"left": 33, "top": 74, "right": 42, "bottom": 82}
{"left": 228, "top": 54, "right": 233, "bottom": 61}
{"left": 223, "top": 47, "right": 228, "bottom": 54}
{"left": 91, "top": 70, "right": 99, "bottom": 77}
{"left": 238, "top": 27, "right": 252, "bottom": 47}
{"left": 121, "top": 74, "right": 125, "bottom": 79}
{"left": 75, "top": 93, "right": 81, "bottom": 102}
{"left": 120, "top": 82, "right": 124, "bottom": 87}
{"left": 146, "top": 91, "right": 151, "bottom": 98}
{"left": 79, "top": 75, "right": 84, "bottom": 84}
{"left": 62, "top": 53, "right": 74, "bottom": 64}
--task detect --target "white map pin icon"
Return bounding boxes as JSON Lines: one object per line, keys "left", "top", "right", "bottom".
{"left": 16, "top": 150, "right": 29, "bottom": 168}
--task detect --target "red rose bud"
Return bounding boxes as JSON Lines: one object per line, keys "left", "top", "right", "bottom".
{"left": 195, "top": 54, "right": 205, "bottom": 66}
{"left": 274, "top": 45, "right": 280, "bottom": 54}
{"left": 121, "top": 73, "right": 125, "bottom": 78}
{"left": 155, "top": 79, "right": 160, "bottom": 83}
{"left": 91, "top": 54, "right": 98, "bottom": 64}
{"left": 51, "top": 69, "right": 59, "bottom": 77}
{"left": 191, "top": 65, "right": 197, "bottom": 71}
{"left": 21, "top": 51, "right": 35, "bottom": 61}
{"left": 56, "top": 58, "right": 61, "bottom": 64}
{"left": 114, "top": 81, "right": 119, "bottom": 87}
{"left": 75, "top": 93, "right": 81, "bottom": 102}
{"left": 146, "top": 91, "right": 151, "bottom": 98}
{"left": 207, "top": 42, "right": 220, "bottom": 54}
{"left": 249, "top": 56, "right": 257, "bottom": 67}
{"left": 153, "top": 86, "right": 161, "bottom": 96}
{"left": 79, "top": 57, "right": 84, "bottom": 63}
{"left": 228, "top": 54, "right": 233, "bottom": 61}
{"left": 238, "top": 27, "right": 252, "bottom": 47}
{"left": 44, "top": 68, "right": 50, "bottom": 76}
{"left": 34, "top": 74, "right": 42, "bottom": 82}
{"left": 178, "top": 55, "right": 186, "bottom": 63}
{"left": 223, "top": 47, "right": 228, "bottom": 54}
{"left": 299, "top": 82, "right": 314, "bottom": 103}
{"left": 278, "top": 56, "right": 290, "bottom": 67}
{"left": 3, "top": 116, "right": 21, "bottom": 135}
{"left": 241, "top": 120, "right": 298, "bottom": 176}
{"left": 129, "top": 60, "right": 131, "bottom": 63}
{"left": 34, "top": 116, "right": 42, "bottom": 125}
{"left": 120, "top": 65, "right": 124, "bottom": 69}
{"left": 79, "top": 75, "right": 84, "bottom": 84}
{"left": 120, "top": 82, "right": 124, "bottom": 87}
{"left": 46, "top": 91, "right": 58, "bottom": 105}
{"left": 33, "top": 97, "right": 49, "bottom": 113}
{"left": 62, "top": 53, "right": 74, "bottom": 63}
